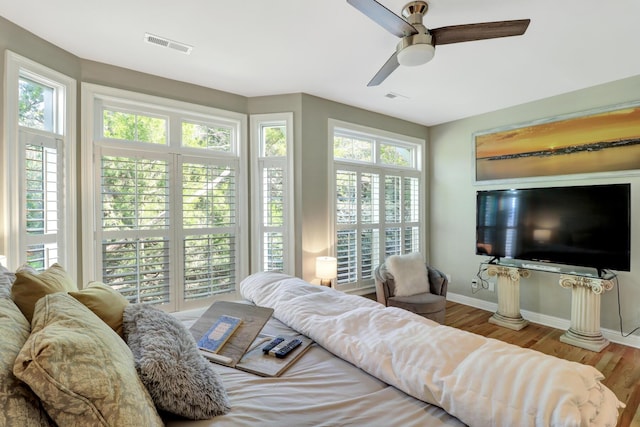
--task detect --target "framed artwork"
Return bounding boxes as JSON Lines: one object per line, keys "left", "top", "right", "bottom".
{"left": 473, "top": 101, "right": 640, "bottom": 183}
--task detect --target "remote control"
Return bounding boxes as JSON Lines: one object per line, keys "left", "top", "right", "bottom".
{"left": 273, "top": 339, "right": 302, "bottom": 359}
{"left": 262, "top": 337, "right": 285, "bottom": 354}
{"left": 199, "top": 349, "right": 233, "bottom": 365}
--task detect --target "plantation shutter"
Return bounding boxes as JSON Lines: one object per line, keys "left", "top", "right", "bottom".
{"left": 181, "top": 161, "right": 237, "bottom": 300}
{"left": 99, "top": 155, "right": 171, "bottom": 304}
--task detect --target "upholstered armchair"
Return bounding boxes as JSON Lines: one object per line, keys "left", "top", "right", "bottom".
{"left": 374, "top": 258, "right": 448, "bottom": 324}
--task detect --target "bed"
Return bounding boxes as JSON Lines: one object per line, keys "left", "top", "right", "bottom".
{"left": 1, "top": 265, "right": 624, "bottom": 427}
{"left": 167, "top": 271, "right": 624, "bottom": 427}
{"left": 167, "top": 305, "right": 464, "bottom": 426}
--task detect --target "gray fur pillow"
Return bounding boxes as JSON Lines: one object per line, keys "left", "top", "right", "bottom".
{"left": 122, "top": 304, "right": 230, "bottom": 420}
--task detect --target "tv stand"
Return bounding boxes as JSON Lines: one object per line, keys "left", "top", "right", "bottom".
{"left": 486, "top": 265, "right": 531, "bottom": 331}
{"left": 483, "top": 261, "right": 615, "bottom": 352}
{"left": 558, "top": 275, "right": 614, "bottom": 352}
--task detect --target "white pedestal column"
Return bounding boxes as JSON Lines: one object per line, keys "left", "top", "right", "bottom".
{"left": 558, "top": 275, "right": 614, "bottom": 352}
{"left": 487, "top": 265, "right": 530, "bottom": 331}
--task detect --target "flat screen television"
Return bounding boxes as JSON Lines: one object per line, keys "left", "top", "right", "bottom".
{"left": 476, "top": 183, "right": 631, "bottom": 272}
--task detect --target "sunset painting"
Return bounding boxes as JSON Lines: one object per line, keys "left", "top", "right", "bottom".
{"left": 474, "top": 103, "right": 640, "bottom": 182}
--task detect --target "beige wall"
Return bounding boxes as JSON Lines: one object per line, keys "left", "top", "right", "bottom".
{"left": 80, "top": 59, "right": 248, "bottom": 114}
{"left": 429, "top": 74, "right": 640, "bottom": 333}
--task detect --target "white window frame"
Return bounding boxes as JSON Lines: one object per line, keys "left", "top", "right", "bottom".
{"left": 249, "top": 113, "right": 295, "bottom": 274}
{"left": 2, "top": 51, "right": 77, "bottom": 277}
{"left": 329, "top": 119, "right": 425, "bottom": 293}
{"left": 81, "top": 83, "right": 248, "bottom": 311}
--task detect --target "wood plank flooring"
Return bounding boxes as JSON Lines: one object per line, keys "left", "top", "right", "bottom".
{"left": 444, "top": 300, "right": 640, "bottom": 427}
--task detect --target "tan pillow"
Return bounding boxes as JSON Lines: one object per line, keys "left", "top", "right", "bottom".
{"left": 11, "top": 264, "right": 77, "bottom": 323}
{"left": 0, "top": 298, "right": 52, "bottom": 426}
{"left": 69, "top": 282, "right": 129, "bottom": 337}
{"left": 12, "top": 293, "right": 163, "bottom": 427}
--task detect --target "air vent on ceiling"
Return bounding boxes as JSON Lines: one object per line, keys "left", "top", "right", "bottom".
{"left": 385, "top": 92, "right": 409, "bottom": 100}
{"left": 144, "top": 33, "right": 193, "bottom": 55}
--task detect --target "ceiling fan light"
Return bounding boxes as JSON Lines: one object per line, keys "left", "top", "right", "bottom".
{"left": 397, "top": 43, "right": 435, "bottom": 67}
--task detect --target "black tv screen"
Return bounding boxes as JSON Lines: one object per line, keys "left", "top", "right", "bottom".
{"left": 476, "top": 184, "right": 631, "bottom": 272}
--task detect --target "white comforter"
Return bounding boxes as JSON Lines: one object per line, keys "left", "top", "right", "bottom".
{"left": 240, "top": 272, "right": 624, "bottom": 427}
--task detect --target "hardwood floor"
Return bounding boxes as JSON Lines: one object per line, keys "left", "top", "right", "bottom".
{"left": 444, "top": 300, "right": 640, "bottom": 427}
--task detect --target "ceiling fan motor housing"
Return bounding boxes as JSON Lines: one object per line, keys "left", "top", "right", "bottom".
{"left": 397, "top": 1, "right": 434, "bottom": 66}
{"left": 402, "top": 1, "right": 429, "bottom": 25}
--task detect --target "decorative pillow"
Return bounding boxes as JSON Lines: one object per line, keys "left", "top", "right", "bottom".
{"left": 386, "top": 253, "right": 430, "bottom": 297}
{"left": 0, "top": 298, "right": 53, "bottom": 426}
{"left": 0, "top": 278, "right": 11, "bottom": 299}
{"left": 11, "top": 263, "right": 78, "bottom": 323}
{"left": 123, "top": 303, "right": 231, "bottom": 420}
{"left": 69, "top": 281, "right": 129, "bottom": 337}
{"left": 0, "top": 263, "right": 16, "bottom": 299}
{"left": 13, "top": 293, "right": 163, "bottom": 426}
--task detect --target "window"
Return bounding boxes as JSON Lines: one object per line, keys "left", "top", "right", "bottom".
{"left": 82, "top": 85, "right": 247, "bottom": 311}
{"left": 331, "top": 120, "right": 423, "bottom": 291}
{"left": 103, "top": 108, "right": 167, "bottom": 144}
{"left": 3, "top": 51, "right": 76, "bottom": 275}
{"left": 250, "top": 113, "right": 294, "bottom": 274}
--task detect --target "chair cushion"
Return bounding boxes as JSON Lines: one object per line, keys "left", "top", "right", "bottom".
{"left": 388, "top": 292, "right": 446, "bottom": 315}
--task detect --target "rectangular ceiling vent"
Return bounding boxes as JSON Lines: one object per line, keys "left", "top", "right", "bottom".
{"left": 385, "top": 92, "right": 409, "bottom": 100}
{"left": 144, "top": 33, "right": 193, "bottom": 55}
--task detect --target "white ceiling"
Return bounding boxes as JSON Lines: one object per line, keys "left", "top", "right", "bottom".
{"left": 1, "top": 0, "right": 639, "bottom": 126}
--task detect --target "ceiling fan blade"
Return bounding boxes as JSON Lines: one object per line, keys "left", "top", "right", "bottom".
{"left": 367, "top": 51, "right": 400, "bottom": 87}
{"left": 347, "top": 0, "right": 418, "bottom": 38}
{"left": 431, "top": 19, "right": 530, "bottom": 46}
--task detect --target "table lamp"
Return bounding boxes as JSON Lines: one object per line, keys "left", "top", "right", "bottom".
{"left": 315, "top": 256, "right": 337, "bottom": 287}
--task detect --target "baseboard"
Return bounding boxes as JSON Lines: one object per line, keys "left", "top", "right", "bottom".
{"left": 346, "top": 286, "right": 376, "bottom": 297}
{"left": 447, "top": 292, "right": 640, "bottom": 350}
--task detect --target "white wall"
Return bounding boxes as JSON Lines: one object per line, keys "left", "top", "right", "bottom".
{"left": 429, "top": 74, "right": 640, "bottom": 342}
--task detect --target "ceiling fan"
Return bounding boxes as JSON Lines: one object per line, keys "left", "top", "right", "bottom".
{"left": 347, "top": 0, "right": 531, "bottom": 86}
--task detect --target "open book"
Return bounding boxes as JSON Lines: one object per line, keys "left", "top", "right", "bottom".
{"left": 189, "top": 301, "right": 274, "bottom": 367}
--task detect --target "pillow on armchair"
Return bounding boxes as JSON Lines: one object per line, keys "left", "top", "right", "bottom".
{"left": 386, "top": 253, "right": 430, "bottom": 297}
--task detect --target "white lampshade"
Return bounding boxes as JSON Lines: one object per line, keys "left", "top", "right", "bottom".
{"left": 397, "top": 43, "right": 435, "bottom": 67}
{"left": 0, "top": 255, "right": 6, "bottom": 267}
{"left": 316, "top": 256, "right": 337, "bottom": 286}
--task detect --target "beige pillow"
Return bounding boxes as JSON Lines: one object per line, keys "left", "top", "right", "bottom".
{"left": 69, "top": 282, "right": 129, "bottom": 337}
{"left": 11, "top": 264, "right": 77, "bottom": 323}
{"left": 0, "top": 298, "right": 52, "bottom": 426}
{"left": 0, "top": 263, "right": 16, "bottom": 298}
{"left": 13, "top": 293, "right": 163, "bottom": 427}
{"left": 386, "top": 253, "right": 430, "bottom": 297}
